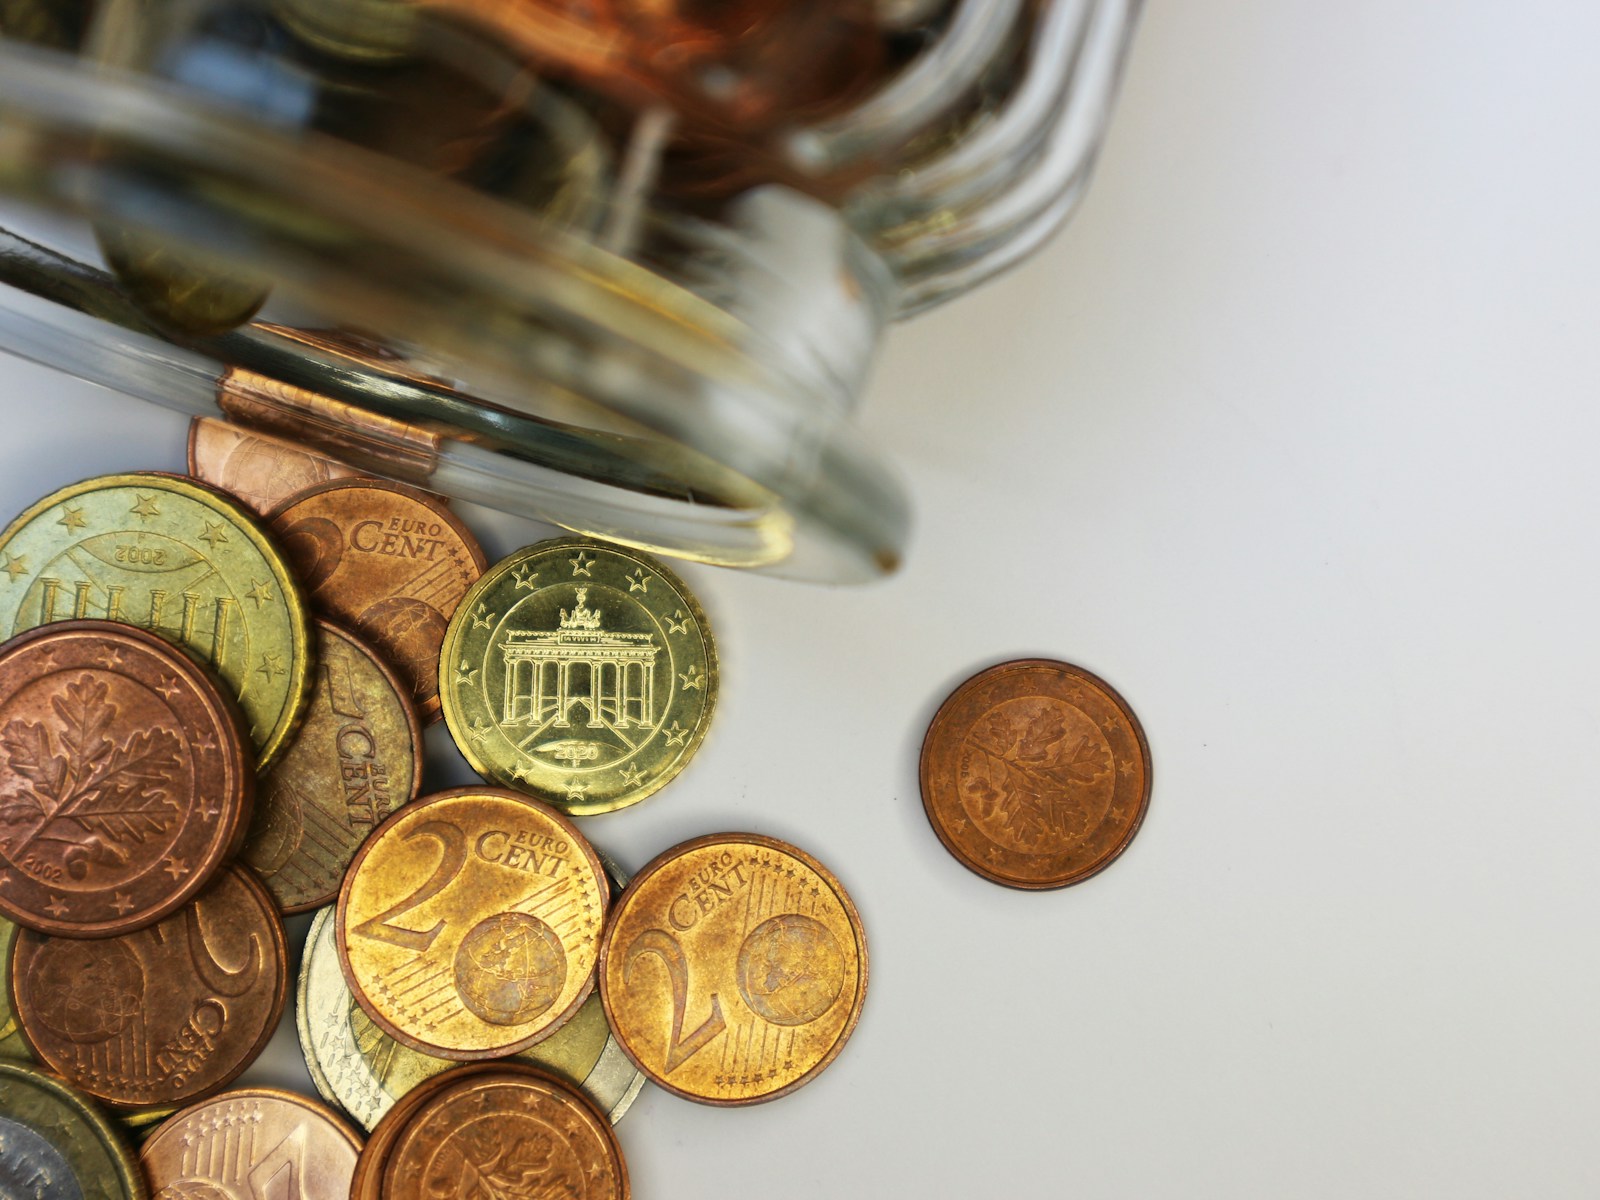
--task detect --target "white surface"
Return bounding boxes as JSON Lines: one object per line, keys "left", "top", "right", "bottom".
{"left": 3, "top": 2, "right": 1598, "bottom": 1195}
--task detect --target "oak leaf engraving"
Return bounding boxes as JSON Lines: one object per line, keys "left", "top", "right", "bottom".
{"left": 965, "top": 708, "right": 1112, "bottom": 847}
{"left": 0, "top": 675, "right": 182, "bottom": 867}
{"left": 429, "top": 1127, "right": 564, "bottom": 1200}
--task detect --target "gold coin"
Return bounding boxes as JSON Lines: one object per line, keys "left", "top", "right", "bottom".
{"left": 0, "top": 473, "right": 312, "bottom": 769}
{"left": 245, "top": 618, "right": 423, "bottom": 913}
{"left": 440, "top": 538, "right": 718, "bottom": 816}
{"left": 0, "top": 914, "right": 28, "bottom": 1059}
{"left": 598, "top": 833, "right": 867, "bottom": 1105}
{"left": 298, "top": 904, "right": 644, "bottom": 1129}
{"left": 140, "top": 1087, "right": 360, "bottom": 1198}
{"left": 336, "top": 787, "right": 609, "bottom": 1060}
{"left": 0, "top": 1059, "right": 147, "bottom": 1199}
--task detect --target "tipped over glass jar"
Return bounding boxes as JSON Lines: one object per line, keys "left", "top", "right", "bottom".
{"left": 0, "top": 0, "right": 1140, "bottom": 581}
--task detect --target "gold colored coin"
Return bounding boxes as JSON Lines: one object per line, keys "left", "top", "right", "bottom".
{"left": 0, "top": 914, "right": 28, "bottom": 1059}
{"left": 140, "top": 1087, "right": 360, "bottom": 1198}
{"left": 245, "top": 618, "right": 423, "bottom": 913}
{"left": 336, "top": 788, "right": 609, "bottom": 1060}
{"left": 298, "top": 905, "right": 644, "bottom": 1129}
{"left": 0, "top": 1059, "right": 147, "bottom": 1200}
{"left": 440, "top": 538, "right": 718, "bottom": 816}
{"left": 0, "top": 473, "right": 312, "bottom": 769}
{"left": 598, "top": 833, "right": 867, "bottom": 1105}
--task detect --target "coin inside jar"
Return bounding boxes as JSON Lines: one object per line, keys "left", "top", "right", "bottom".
{"left": 244, "top": 618, "right": 423, "bottom": 913}
{"left": 140, "top": 1087, "right": 360, "bottom": 1199}
{"left": 188, "top": 418, "right": 367, "bottom": 517}
{"left": 10, "top": 864, "right": 288, "bottom": 1109}
{"left": 919, "top": 659, "right": 1152, "bottom": 890}
{"left": 0, "top": 1059, "right": 145, "bottom": 1200}
{"left": 269, "top": 479, "right": 486, "bottom": 721}
{"left": 379, "top": 1067, "right": 628, "bottom": 1200}
{"left": 336, "top": 788, "right": 609, "bottom": 1060}
{"left": 598, "top": 833, "right": 868, "bottom": 1105}
{"left": 439, "top": 537, "right": 717, "bottom": 816}
{"left": 0, "top": 621, "right": 253, "bottom": 937}
{"left": 0, "top": 472, "right": 312, "bottom": 769}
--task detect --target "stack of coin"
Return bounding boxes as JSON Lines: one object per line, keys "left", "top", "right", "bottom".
{"left": 0, "top": 438, "right": 878, "bottom": 1196}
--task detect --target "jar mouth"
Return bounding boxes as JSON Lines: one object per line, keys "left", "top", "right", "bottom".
{"left": 0, "top": 43, "right": 910, "bottom": 582}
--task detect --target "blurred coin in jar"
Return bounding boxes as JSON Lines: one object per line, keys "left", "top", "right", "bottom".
{"left": 0, "top": 621, "right": 253, "bottom": 937}
{"left": 337, "top": 788, "right": 608, "bottom": 1060}
{"left": 140, "top": 1087, "right": 360, "bottom": 1199}
{"left": 0, "top": 1059, "right": 146, "bottom": 1200}
{"left": 243, "top": 617, "right": 424, "bottom": 914}
{"left": 299, "top": 869, "right": 643, "bottom": 1128}
{"left": 378, "top": 1065, "right": 627, "bottom": 1200}
{"left": 268, "top": 479, "right": 486, "bottom": 721}
{"left": 439, "top": 538, "right": 717, "bottom": 816}
{"left": 0, "top": 472, "right": 312, "bottom": 769}
{"left": 599, "top": 833, "right": 867, "bottom": 1105}
{"left": 919, "top": 659, "right": 1152, "bottom": 889}
{"left": 187, "top": 417, "right": 367, "bottom": 517}
{"left": 10, "top": 864, "right": 288, "bottom": 1109}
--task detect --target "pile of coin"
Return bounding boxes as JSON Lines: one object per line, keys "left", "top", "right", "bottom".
{"left": 0, "top": 427, "right": 870, "bottom": 1197}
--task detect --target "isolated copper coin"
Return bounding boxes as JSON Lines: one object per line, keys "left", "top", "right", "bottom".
{"left": 381, "top": 1066, "right": 628, "bottom": 1200}
{"left": 244, "top": 618, "right": 423, "bottom": 913}
{"left": 188, "top": 417, "right": 366, "bottom": 516}
{"left": 0, "top": 621, "right": 253, "bottom": 937}
{"left": 920, "top": 659, "right": 1152, "bottom": 890}
{"left": 141, "top": 1087, "right": 361, "bottom": 1198}
{"left": 10, "top": 864, "right": 288, "bottom": 1108}
{"left": 599, "top": 833, "right": 868, "bottom": 1106}
{"left": 269, "top": 479, "right": 486, "bottom": 721}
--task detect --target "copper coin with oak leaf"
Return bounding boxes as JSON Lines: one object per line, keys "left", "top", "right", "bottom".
{"left": 0, "top": 621, "right": 253, "bottom": 935}
{"left": 920, "top": 659, "right": 1151, "bottom": 890}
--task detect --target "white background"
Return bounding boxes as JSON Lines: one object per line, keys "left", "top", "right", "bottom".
{"left": 3, "top": 2, "right": 1599, "bottom": 1196}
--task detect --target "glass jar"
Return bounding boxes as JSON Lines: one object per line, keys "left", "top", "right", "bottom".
{"left": 0, "top": 0, "right": 1141, "bottom": 581}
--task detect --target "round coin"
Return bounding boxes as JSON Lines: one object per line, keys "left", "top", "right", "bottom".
{"left": 0, "top": 472, "right": 312, "bottom": 769}
{"left": 0, "top": 1059, "right": 147, "bottom": 1200}
{"left": 268, "top": 479, "right": 485, "bottom": 721}
{"left": 336, "top": 788, "right": 608, "bottom": 1060}
{"left": 381, "top": 1066, "right": 627, "bottom": 1200}
{"left": 187, "top": 418, "right": 366, "bottom": 517}
{"left": 244, "top": 618, "right": 423, "bottom": 913}
{"left": 0, "top": 621, "right": 253, "bottom": 937}
{"left": 10, "top": 865, "right": 288, "bottom": 1108}
{"left": 919, "top": 659, "right": 1152, "bottom": 890}
{"left": 599, "top": 833, "right": 867, "bottom": 1105}
{"left": 439, "top": 538, "right": 717, "bottom": 816}
{"left": 140, "top": 1087, "right": 360, "bottom": 1198}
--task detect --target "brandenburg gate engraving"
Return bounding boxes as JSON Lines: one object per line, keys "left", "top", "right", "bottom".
{"left": 500, "top": 589, "right": 660, "bottom": 731}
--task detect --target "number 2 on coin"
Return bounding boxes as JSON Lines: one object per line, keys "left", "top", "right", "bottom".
{"left": 352, "top": 821, "right": 467, "bottom": 952}
{"left": 624, "top": 928, "right": 725, "bottom": 1073}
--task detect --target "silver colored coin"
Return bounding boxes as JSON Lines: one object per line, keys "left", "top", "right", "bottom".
{"left": 0, "top": 1115, "right": 85, "bottom": 1200}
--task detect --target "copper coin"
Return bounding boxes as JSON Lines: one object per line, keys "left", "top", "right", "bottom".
{"left": 187, "top": 418, "right": 366, "bottom": 517}
{"left": 141, "top": 1087, "right": 361, "bottom": 1198}
{"left": 920, "top": 659, "right": 1152, "bottom": 890}
{"left": 268, "top": 480, "right": 486, "bottom": 721}
{"left": 598, "top": 833, "right": 867, "bottom": 1106}
{"left": 382, "top": 1065, "right": 626, "bottom": 1200}
{"left": 244, "top": 617, "right": 424, "bottom": 913}
{"left": 350, "top": 1061, "right": 484, "bottom": 1200}
{"left": 10, "top": 864, "right": 288, "bottom": 1108}
{"left": 0, "top": 621, "right": 253, "bottom": 936}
